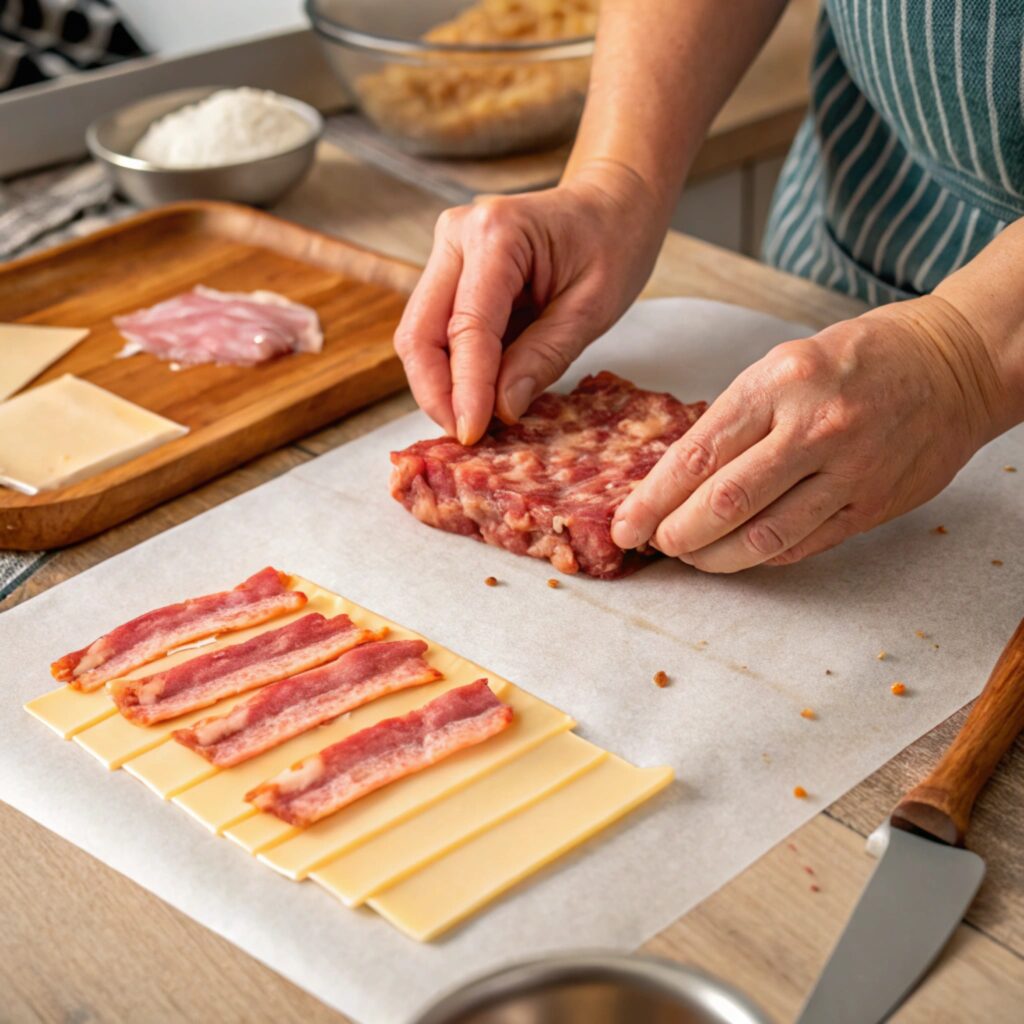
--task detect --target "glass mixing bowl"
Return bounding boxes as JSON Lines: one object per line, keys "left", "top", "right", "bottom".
{"left": 306, "top": 0, "right": 597, "bottom": 158}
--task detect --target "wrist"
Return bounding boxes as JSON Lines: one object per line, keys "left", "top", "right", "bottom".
{"left": 873, "top": 294, "right": 1019, "bottom": 447}
{"left": 932, "top": 224, "right": 1024, "bottom": 432}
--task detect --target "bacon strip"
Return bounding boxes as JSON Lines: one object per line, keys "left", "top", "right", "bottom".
{"left": 173, "top": 639, "right": 443, "bottom": 767}
{"left": 247, "top": 679, "right": 513, "bottom": 827}
{"left": 51, "top": 567, "right": 306, "bottom": 693}
{"left": 111, "top": 613, "right": 385, "bottom": 725}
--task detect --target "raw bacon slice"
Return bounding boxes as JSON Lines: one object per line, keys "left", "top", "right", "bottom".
{"left": 113, "top": 285, "right": 323, "bottom": 367}
{"left": 51, "top": 567, "right": 306, "bottom": 693}
{"left": 247, "top": 679, "right": 512, "bottom": 827}
{"left": 174, "top": 639, "right": 443, "bottom": 767}
{"left": 111, "top": 612, "right": 384, "bottom": 725}
{"left": 390, "top": 372, "right": 707, "bottom": 579}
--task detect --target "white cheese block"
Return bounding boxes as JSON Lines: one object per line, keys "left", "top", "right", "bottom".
{"left": 0, "top": 323, "right": 88, "bottom": 401}
{"left": 0, "top": 374, "right": 187, "bottom": 494}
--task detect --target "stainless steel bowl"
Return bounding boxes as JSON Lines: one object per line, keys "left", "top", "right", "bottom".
{"left": 306, "top": 0, "right": 595, "bottom": 158}
{"left": 86, "top": 87, "right": 323, "bottom": 208}
{"left": 410, "top": 953, "right": 773, "bottom": 1024}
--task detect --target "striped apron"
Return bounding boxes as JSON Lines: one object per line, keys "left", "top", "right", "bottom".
{"left": 762, "top": 0, "right": 1024, "bottom": 306}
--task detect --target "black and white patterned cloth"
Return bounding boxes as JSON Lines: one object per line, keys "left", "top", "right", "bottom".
{"left": 0, "top": 0, "right": 145, "bottom": 93}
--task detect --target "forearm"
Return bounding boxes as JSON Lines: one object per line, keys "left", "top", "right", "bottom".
{"left": 932, "top": 218, "right": 1024, "bottom": 438}
{"left": 564, "top": 0, "right": 790, "bottom": 221}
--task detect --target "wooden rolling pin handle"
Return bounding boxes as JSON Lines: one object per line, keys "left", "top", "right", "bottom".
{"left": 892, "top": 616, "right": 1024, "bottom": 846}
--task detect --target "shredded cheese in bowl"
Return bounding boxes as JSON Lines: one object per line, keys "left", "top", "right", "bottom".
{"left": 132, "top": 88, "right": 313, "bottom": 169}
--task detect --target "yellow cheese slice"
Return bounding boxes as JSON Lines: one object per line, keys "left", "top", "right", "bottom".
{"left": 0, "top": 323, "right": 88, "bottom": 402}
{"left": 24, "top": 686, "right": 114, "bottom": 740}
{"left": 255, "top": 685, "right": 575, "bottom": 877}
{"left": 311, "top": 733, "right": 607, "bottom": 906}
{"left": 123, "top": 741, "right": 216, "bottom": 799}
{"left": 368, "top": 756, "right": 674, "bottom": 942}
{"left": 0, "top": 375, "right": 188, "bottom": 494}
{"left": 224, "top": 812, "right": 297, "bottom": 854}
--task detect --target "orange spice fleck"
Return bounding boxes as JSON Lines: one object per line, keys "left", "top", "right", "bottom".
{"left": 653, "top": 670, "right": 670, "bottom": 688}
{"left": 915, "top": 630, "right": 927, "bottom": 639}
{"left": 876, "top": 650, "right": 887, "bottom": 661}
{"left": 793, "top": 785, "right": 808, "bottom": 799}
{"left": 1005, "top": 466, "right": 1017, "bottom": 473}
{"left": 800, "top": 708, "right": 816, "bottom": 720}
{"left": 546, "top": 578, "right": 560, "bottom": 589}
{"left": 992, "top": 559, "right": 1004, "bottom": 566}
{"left": 932, "top": 525, "right": 948, "bottom": 535}
{"left": 484, "top": 576, "right": 498, "bottom": 587}
{"left": 804, "top": 865, "right": 816, "bottom": 876}
{"left": 810, "top": 883, "right": 821, "bottom": 893}
{"left": 891, "top": 682, "right": 907, "bottom": 696}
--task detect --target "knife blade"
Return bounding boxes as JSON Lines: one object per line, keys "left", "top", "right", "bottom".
{"left": 796, "top": 615, "right": 1024, "bottom": 1024}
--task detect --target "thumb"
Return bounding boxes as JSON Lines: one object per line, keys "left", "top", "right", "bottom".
{"left": 494, "top": 298, "right": 595, "bottom": 423}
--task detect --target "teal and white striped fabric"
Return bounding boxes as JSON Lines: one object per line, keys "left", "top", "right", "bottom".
{"left": 763, "top": 0, "right": 1023, "bottom": 305}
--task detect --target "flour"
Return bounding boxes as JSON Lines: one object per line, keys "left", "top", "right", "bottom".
{"left": 132, "top": 88, "right": 312, "bottom": 169}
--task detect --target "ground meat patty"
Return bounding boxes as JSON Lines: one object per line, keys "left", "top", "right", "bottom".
{"left": 389, "top": 371, "right": 707, "bottom": 579}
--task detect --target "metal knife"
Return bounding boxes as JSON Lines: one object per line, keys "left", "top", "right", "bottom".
{"left": 796, "top": 615, "right": 1024, "bottom": 1024}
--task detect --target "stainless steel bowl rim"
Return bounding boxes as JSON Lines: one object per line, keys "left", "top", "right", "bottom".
{"left": 305, "top": 0, "right": 594, "bottom": 60}
{"left": 409, "top": 950, "right": 773, "bottom": 1024}
{"left": 85, "top": 86, "right": 324, "bottom": 174}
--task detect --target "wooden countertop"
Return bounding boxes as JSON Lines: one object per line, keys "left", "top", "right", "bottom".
{"left": 3, "top": 143, "right": 1022, "bottom": 1023}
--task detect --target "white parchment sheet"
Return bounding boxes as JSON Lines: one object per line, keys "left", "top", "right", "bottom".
{"left": 2, "top": 300, "right": 1021, "bottom": 1024}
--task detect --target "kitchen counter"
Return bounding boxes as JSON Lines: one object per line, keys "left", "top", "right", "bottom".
{"left": 2, "top": 143, "right": 1021, "bottom": 1023}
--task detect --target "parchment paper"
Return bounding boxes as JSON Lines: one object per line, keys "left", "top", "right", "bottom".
{"left": 2, "top": 299, "right": 1021, "bottom": 1024}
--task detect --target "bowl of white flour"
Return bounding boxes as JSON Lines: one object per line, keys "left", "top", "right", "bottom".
{"left": 87, "top": 87, "right": 323, "bottom": 208}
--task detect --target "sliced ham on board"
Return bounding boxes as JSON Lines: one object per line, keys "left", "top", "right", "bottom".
{"left": 390, "top": 371, "right": 707, "bottom": 579}
{"left": 174, "top": 639, "right": 443, "bottom": 767}
{"left": 51, "top": 567, "right": 306, "bottom": 693}
{"left": 111, "top": 612, "right": 384, "bottom": 725}
{"left": 247, "top": 680, "right": 513, "bottom": 827}
{"left": 113, "top": 286, "right": 323, "bottom": 367}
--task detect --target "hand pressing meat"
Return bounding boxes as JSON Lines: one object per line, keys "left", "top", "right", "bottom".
{"left": 392, "top": 1, "right": 1024, "bottom": 571}
{"left": 612, "top": 295, "right": 1021, "bottom": 572}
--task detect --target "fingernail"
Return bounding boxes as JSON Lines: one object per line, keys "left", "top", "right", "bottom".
{"left": 677, "top": 552, "right": 695, "bottom": 566}
{"left": 504, "top": 377, "right": 536, "bottom": 420}
{"left": 456, "top": 414, "right": 470, "bottom": 444}
{"left": 611, "top": 519, "right": 640, "bottom": 549}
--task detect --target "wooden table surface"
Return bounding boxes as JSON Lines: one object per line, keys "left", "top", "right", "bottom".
{"left": 3, "top": 144, "right": 1022, "bottom": 1024}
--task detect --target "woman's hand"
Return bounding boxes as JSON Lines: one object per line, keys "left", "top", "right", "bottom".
{"left": 612, "top": 295, "right": 1014, "bottom": 572}
{"left": 393, "top": 164, "right": 666, "bottom": 444}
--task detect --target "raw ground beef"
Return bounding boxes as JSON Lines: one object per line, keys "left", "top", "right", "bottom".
{"left": 389, "top": 371, "right": 707, "bottom": 579}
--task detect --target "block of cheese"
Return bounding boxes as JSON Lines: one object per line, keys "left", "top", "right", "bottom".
{"left": 0, "top": 323, "right": 88, "bottom": 401}
{"left": 311, "top": 732, "right": 607, "bottom": 906}
{"left": 367, "top": 756, "right": 674, "bottom": 941}
{"left": 0, "top": 374, "right": 187, "bottom": 494}
{"left": 254, "top": 684, "right": 575, "bottom": 877}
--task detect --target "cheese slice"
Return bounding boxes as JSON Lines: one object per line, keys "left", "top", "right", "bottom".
{"left": 368, "top": 756, "right": 674, "bottom": 942}
{"left": 254, "top": 684, "right": 574, "bottom": 877}
{"left": 0, "top": 374, "right": 187, "bottom": 494}
{"left": 0, "top": 323, "right": 88, "bottom": 401}
{"left": 24, "top": 686, "right": 115, "bottom": 740}
{"left": 311, "top": 732, "right": 607, "bottom": 906}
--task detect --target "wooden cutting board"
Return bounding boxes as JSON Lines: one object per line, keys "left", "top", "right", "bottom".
{"left": 0, "top": 201, "right": 419, "bottom": 551}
